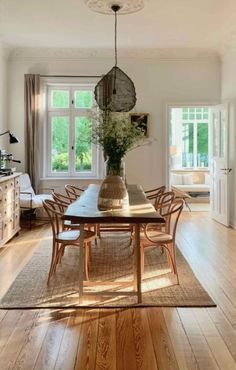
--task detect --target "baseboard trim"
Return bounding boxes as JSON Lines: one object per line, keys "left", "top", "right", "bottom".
{"left": 229, "top": 221, "right": 236, "bottom": 230}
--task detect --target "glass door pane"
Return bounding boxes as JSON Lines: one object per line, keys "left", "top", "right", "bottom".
{"left": 182, "top": 122, "right": 194, "bottom": 167}
{"left": 197, "top": 123, "right": 209, "bottom": 167}
{"left": 51, "top": 116, "right": 69, "bottom": 172}
{"left": 74, "top": 116, "right": 92, "bottom": 172}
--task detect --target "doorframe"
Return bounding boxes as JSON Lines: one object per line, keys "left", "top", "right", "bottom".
{"left": 163, "top": 101, "right": 220, "bottom": 189}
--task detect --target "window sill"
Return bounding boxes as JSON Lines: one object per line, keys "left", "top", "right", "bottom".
{"left": 171, "top": 168, "right": 209, "bottom": 172}
{"left": 40, "top": 177, "right": 102, "bottom": 181}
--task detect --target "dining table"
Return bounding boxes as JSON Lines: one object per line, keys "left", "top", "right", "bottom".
{"left": 62, "top": 184, "right": 165, "bottom": 303}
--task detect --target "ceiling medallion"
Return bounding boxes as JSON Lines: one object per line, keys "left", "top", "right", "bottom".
{"left": 85, "top": 0, "right": 144, "bottom": 15}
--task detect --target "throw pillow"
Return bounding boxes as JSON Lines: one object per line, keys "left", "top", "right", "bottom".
{"left": 205, "top": 173, "right": 211, "bottom": 185}
{"left": 171, "top": 173, "right": 183, "bottom": 185}
{"left": 182, "top": 173, "right": 193, "bottom": 185}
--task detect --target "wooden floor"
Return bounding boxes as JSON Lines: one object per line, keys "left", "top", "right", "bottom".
{"left": 1, "top": 212, "right": 236, "bottom": 369}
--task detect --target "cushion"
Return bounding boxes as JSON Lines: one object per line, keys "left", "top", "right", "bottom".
{"left": 205, "top": 173, "right": 211, "bottom": 185}
{"left": 171, "top": 174, "right": 183, "bottom": 185}
{"left": 20, "top": 194, "right": 52, "bottom": 209}
{"left": 19, "top": 174, "right": 35, "bottom": 194}
{"left": 182, "top": 174, "right": 193, "bottom": 185}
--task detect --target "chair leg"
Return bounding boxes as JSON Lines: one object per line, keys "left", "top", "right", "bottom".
{"left": 141, "top": 245, "right": 144, "bottom": 277}
{"left": 84, "top": 244, "right": 89, "bottom": 281}
{"left": 164, "top": 245, "right": 173, "bottom": 272}
{"left": 47, "top": 241, "right": 58, "bottom": 284}
{"left": 97, "top": 224, "right": 101, "bottom": 238}
{"left": 166, "top": 243, "right": 179, "bottom": 285}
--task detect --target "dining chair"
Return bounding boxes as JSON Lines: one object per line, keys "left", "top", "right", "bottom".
{"left": 65, "top": 184, "right": 84, "bottom": 203}
{"left": 43, "top": 199, "right": 96, "bottom": 284}
{"left": 144, "top": 185, "right": 166, "bottom": 209}
{"left": 132, "top": 199, "right": 184, "bottom": 282}
{"left": 52, "top": 191, "right": 98, "bottom": 245}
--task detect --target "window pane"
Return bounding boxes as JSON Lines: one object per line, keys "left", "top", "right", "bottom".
{"left": 196, "top": 108, "right": 202, "bottom": 112}
{"left": 51, "top": 116, "right": 69, "bottom": 172}
{"left": 196, "top": 113, "right": 202, "bottom": 120}
{"left": 75, "top": 91, "right": 93, "bottom": 108}
{"left": 51, "top": 90, "right": 69, "bottom": 108}
{"left": 189, "top": 108, "right": 195, "bottom": 113}
{"left": 189, "top": 113, "right": 195, "bottom": 119}
{"left": 182, "top": 113, "right": 188, "bottom": 120}
{"left": 203, "top": 113, "right": 208, "bottom": 119}
{"left": 183, "top": 108, "right": 188, "bottom": 113}
{"left": 74, "top": 116, "right": 92, "bottom": 172}
{"left": 197, "top": 123, "right": 208, "bottom": 167}
{"left": 182, "top": 123, "right": 194, "bottom": 167}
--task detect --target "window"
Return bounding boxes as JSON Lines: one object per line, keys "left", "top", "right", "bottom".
{"left": 45, "top": 84, "right": 100, "bottom": 178}
{"left": 170, "top": 107, "right": 209, "bottom": 169}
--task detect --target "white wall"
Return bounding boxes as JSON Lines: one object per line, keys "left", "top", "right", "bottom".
{"left": 7, "top": 48, "right": 221, "bottom": 192}
{"left": 0, "top": 44, "right": 8, "bottom": 149}
{"left": 221, "top": 50, "right": 236, "bottom": 227}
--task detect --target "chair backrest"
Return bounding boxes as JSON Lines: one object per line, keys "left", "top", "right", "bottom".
{"left": 145, "top": 186, "right": 166, "bottom": 208}
{"left": 145, "top": 185, "right": 165, "bottom": 199}
{"left": 52, "top": 192, "right": 71, "bottom": 212}
{"left": 19, "top": 173, "right": 35, "bottom": 196}
{"left": 155, "top": 191, "right": 175, "bottom": 214}
{"left": 65, "top": 185, "right": 84, "bottom": 203}
{"left": 43, "top": 199, "right": 64, "bottom": 238}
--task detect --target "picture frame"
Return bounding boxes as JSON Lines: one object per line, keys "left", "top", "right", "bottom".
{"left": 130, "top": 113, "right": 149, "bottom": 137}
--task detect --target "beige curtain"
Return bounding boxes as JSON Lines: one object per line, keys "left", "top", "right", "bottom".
{"left": 24, "top": 74, "right": 40, "bottom": 192}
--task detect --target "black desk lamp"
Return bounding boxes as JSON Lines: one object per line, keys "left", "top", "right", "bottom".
{"left": 0, "top": 130, "right": 19, "bottom": 144}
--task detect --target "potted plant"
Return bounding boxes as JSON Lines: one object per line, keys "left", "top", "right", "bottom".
{"left": 92, "top": 110, "right": 145, "bottom": 180}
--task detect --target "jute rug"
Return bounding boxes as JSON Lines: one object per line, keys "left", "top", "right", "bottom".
{"left": 0, "top": 231, "right": 215, "bottom": 308}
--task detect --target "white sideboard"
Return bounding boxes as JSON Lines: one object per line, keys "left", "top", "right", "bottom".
{"left": 0, "top": 173, "right": 21, "bottom": 246}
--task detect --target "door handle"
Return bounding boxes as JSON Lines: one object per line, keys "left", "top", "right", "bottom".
{"left": 220, "top": 168, "right": 232, "bottom": 173}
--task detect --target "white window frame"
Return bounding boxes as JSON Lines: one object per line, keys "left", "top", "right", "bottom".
{"left": 44, "top": 82, "right": 101, "bottom": 179}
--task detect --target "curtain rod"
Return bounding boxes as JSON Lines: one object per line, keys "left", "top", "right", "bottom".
{"left": 40, "top": 74, "right": 102, "bottom": 78}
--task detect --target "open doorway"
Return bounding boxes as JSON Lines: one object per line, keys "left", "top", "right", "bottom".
{"left": 168, "top": 106, "right": 211, "bottom": 212}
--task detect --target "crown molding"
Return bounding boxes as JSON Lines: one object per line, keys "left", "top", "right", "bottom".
{"left": 8, "top": 47, "right": 220, "bottom": 63}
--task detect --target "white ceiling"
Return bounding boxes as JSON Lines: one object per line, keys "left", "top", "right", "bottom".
{"left": 1, "top": 0, "right": 236, "bottom": 52}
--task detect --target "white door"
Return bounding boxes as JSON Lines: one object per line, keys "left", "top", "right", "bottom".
{"left": 210, "top": 104, "right": 231, "bottom": 226}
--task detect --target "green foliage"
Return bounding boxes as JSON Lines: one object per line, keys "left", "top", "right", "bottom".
{"left": 52, "top": 90, "right": 69, "bottom": 108}
{"left": 91, "top": 111, "right": 145, "bottom": 173}
{"left": 51, "top": 115, "right": 92, "bottom": 172}
{"left": 75, "top": 91, "right": 93, "bottom": 108}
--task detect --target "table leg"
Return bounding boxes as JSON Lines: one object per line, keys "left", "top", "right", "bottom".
{"left": 79, "top": 223, "right": 84, "bottom": 302}
{"left": 134, "top": 224, "right": 142, "bottom": 303}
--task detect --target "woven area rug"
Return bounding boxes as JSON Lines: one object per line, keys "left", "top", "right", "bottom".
{"left": 0, "top": 231, "right": 215, "bottom": 308}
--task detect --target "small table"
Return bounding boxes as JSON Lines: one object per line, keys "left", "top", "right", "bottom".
{"left": 171, "top": 185, "right": 192, "bottom": 211}
{"left": 62, "top": 184, "right": 165, "bottom": 303}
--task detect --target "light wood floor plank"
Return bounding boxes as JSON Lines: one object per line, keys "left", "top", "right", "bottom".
{"left": 12, "top": 310, "right": 52, "bottom": 370}
{"left": 116, "top": 308, "right": 137, "bottom": 370}
{"left": 177, "top": 308, "right": 220, "bottom": 370}
{"left": 162, "top": 307, "right": 199, "bottom": 370}
{"left": 95, "top": 309, "right": 117, "bottom": 370}
{"left": 74, "top": 309, "right": 99, "bottom": 370}
{"left": 33, "top": 310, "right": 69, "bottom": 370}
{"left": 131, "top": 308, "right": 158, "bottom": 370}
{"left": 147, "top": 308, "right": 179, "bottom": 370}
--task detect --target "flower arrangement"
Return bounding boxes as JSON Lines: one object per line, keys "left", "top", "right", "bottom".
{"left": 92, "top": 110, "right": 145, "bottom": 176}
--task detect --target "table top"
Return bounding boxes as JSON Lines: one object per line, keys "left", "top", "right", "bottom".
{"left": 63, "top": 184, "right": 165, "bottom": 224}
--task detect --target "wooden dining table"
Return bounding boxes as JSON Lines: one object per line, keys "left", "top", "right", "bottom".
{"left": 62, "top": 184, "right": 165, "bottom": 303}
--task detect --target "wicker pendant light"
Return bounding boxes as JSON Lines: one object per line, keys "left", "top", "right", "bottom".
{"left": 94, "top": 4, "right": 137, "bottom": 112}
